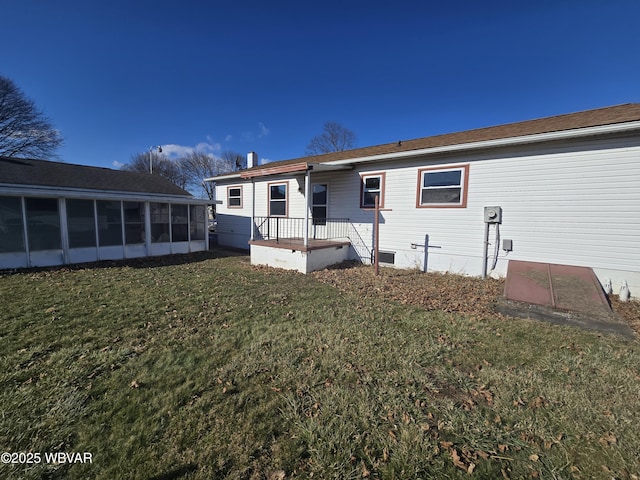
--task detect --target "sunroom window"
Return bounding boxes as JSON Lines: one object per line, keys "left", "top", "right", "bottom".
{"left": 25, "top": 197, "right": 61, "bottom": 251}
{"left": 0, "top": 196, "right": 25, "bottom": 253}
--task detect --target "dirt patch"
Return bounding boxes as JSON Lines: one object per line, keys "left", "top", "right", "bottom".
{"left": 609, "top": 295, "right": 640, "bottom": 336}
{"left": 311, "top": 262, "right": 640, "bottom": 337}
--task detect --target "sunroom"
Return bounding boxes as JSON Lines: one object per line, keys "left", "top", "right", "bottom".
{"left": 0, "top": 157, "right": 210, "bottom": 269}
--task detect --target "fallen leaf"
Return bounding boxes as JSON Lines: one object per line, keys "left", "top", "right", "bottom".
{"left": 361, "top": 461, "right": 370, "bottom": 477}
{"left": 130, "top": 380, "right": 140, "bottom": 389}
{"left": 529, "top": 454, "right": 539, "bottom": 462}
{"left": 451, "top": 448, "right": 467, "bottom": 470}
{"left": 598, "top": 432, "right": 617, "bottom": 446}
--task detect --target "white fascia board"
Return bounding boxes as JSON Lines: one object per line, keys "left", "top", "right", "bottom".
{"left": 0, "top": 184, "right": 212, "bottom": 204}
{"left": 204, "top": 173, "right": 242, "bottom": 182}
{"left": 320, "top": 121, "right": 640, "bottom": 167}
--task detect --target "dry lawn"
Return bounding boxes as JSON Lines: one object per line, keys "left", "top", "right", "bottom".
{"left": 312, "top": 261, "right": 640, "bottom": 336}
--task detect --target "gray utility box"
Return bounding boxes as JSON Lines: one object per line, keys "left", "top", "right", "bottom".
{"left": 484, "top": 206, "right": 503, "bottom": 224}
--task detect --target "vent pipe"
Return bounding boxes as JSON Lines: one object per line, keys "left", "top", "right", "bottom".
{"left": 247, "top": 151, "right": 258, "bottom": 169}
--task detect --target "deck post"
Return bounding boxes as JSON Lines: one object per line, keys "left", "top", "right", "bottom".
{"left": 250, "top": 178, "right": 255, "bottom": 241}
{"left": 304, "top": 169, "right": 310, "bottom": 247}
{"left": 374, "top": 195, "right": 380, "bottom": 275}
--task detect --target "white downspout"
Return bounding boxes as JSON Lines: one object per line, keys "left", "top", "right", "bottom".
{"left": 248, "top": 152, "right": 256, "bottom": 242}
{"left": 251, "top": 178, "right": 255, "bottom": 241}
{"left": 59, "top": 198, "right": 70, "bottom": 265}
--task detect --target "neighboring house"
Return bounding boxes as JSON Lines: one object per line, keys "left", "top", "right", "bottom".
{"left": 206, "top": 104, "right": 640, "bottom": 298}
{"left": 0, "top": 157, "right": 210, "bottom": 269}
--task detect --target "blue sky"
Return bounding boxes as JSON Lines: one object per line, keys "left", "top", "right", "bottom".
{"left": 2, "top": 0, "right": 639, "bottom": 169}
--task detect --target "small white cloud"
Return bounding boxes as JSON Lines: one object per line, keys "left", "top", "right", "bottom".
{"left": 260, "top": 157, "right": 272, "bottom": 165}
{"left": 225, "top": 134, "right": 232, "bottom": 142}
{"left": 160, "top": 144, "right": 194, "bottom": 158}
{"left": 258, "top": 122, "right": 270, "bottom": 138}
{"left": 159, "top": 141, "right": 220, "bottom": 159}
{"left": 195, "top": 141, "right": 221, "bottom": 153}
{"left": 112, "top": 160, "right": 125, "bottom": 168}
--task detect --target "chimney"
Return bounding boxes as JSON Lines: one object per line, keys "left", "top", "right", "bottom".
{"left": 247, "top": 151, "right": 257, "bottom": 169}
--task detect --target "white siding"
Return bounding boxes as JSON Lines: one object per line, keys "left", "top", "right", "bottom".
{"left": 215, "top": 182, "right": 253, "bottom": 249}
{"left": 215, "top": 134, "right": 640, "bottom": 297}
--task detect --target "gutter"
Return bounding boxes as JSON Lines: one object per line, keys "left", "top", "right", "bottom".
{"left": 0, "top": 184, "right": 215, "bottom": 204}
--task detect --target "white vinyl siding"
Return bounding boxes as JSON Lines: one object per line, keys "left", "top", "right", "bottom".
{"left": 213, "top": 134, "right": 640, "bottom": 296}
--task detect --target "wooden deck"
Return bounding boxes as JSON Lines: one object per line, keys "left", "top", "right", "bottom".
{"left": 249, "top": 238, "right": 350, "bottom": 253}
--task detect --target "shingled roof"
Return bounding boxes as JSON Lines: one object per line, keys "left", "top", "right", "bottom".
{"left": 239, "top": 103, "right": 640, "bottom": 175}
{"left": 0, "top": 157, "right": 192, "bottom": 197}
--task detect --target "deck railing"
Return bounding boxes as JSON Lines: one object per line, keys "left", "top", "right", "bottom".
{"left": 254, "top": 217, "right": 350, "bottom": 243}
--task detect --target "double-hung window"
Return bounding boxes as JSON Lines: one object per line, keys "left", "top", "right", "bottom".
{"left": 360, "top": 173, "right": 385, "bottom": 208}
{"left": 417, "top": 165, "right": 469, "bottom": 208}
{"left": 268, "top": 182, "right": 288, "bottom": 217}
{"left": 227, "top": 186, "right": 243, "bottom": 208}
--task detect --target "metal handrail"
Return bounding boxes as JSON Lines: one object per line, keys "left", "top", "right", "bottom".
{"left": 253, "top": 217, "right": 350, "bottom": 243}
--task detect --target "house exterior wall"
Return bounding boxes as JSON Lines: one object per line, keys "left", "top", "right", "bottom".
{"left": 214, "top": 133, "right": 640, "bottom": 298}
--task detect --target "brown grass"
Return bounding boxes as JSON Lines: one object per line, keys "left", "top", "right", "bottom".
{"left": 312, "top": 261, "right": 640, "bottom": 336}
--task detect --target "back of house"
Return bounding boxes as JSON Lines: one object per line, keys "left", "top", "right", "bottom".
{"left": 207, "top": 104, "right": 640, "bottom": 299}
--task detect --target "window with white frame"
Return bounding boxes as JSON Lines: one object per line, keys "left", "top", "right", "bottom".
{"left": 417, "top": 165, "right": 469, "bottom": 208}
{"left": 269, "top": 182, "right": 288, "bottom": 217}
{"left": 360, "top": 173, "right": 385, "bottom": 208}
{"left": 227, "top": 186, "right": 243, "bottom": 208}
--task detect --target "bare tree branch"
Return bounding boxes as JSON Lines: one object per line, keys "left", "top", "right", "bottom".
{"left": 0, "top": 76, "right": 63, "bottom": 159}
{"left": 122, "top": 152, "right": 188, "bottom": 189}
{"left": 305, "top": 121, "right": 356, "bottom": 155}
{"left": 180, "top": 150, "right": 243, "bottom": 200}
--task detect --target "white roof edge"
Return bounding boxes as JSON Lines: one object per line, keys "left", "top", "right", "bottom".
{"left": 204, "top": 172, "right": 242, "bottom": 182}
{"left": 0, "top": 183, "right": 213, "bottom": 204}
